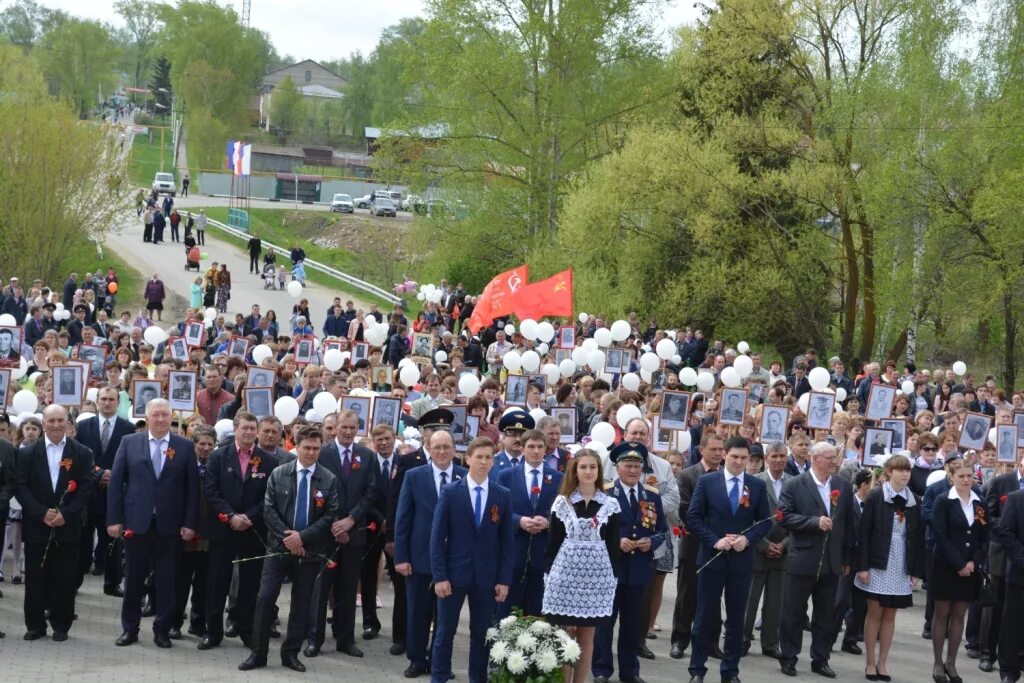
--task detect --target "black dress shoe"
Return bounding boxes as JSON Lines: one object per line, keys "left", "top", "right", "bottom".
{"left": 363, "top": 626, "right": 380, "bottom": 640}
{"left": 91, "top": 567, "right": 104, "bottom": 576}
{"left": 337, "top": 641, "right": 364, "bottom": 657}
{"left": 842, "top": 642, "right": 863, "bottom": 655}
{"left": 104, "top": 586, "right": 124, "bottom": 597}
{"left": 238, "top": 654, "right": 267, "bottom": 671}
{"left": 52, "top": 632, "right": 68, "bottom": 642}
{"left": 115, "top": 631, "right": 139, "bottom": 646}
{"left": 811, "top": 662, "right": 837, "bottom": 678}
{"left": 780, "top": 662, "right": 797, "bottom": 676}
{"left": 688, "top": 676, "right": 704, "bottom": 683}
{"left": 240, "top": 633, "right": 252, "bottom": 648}
{"left": 23, "top": 630, "right": 45, "bottom": 641}
{"left": 187, "top": 625, "right": 205, "bottom": 637}
{"left": 638, "top": 644, "right": 655, "bottom": 660}
{"left": 670, "top": 644, "right": 685, "bottom": 659}
{"left": 403, "top": 663, "right": 429, "bottom": 678}
{"left": 762, "top": 648, "right": 782, "bottom": 659}
{"left": 922, "top": 625, "right": 932, "bottom": 639}
{"left": 618, "top": 675, "right": 645, "bottom": 683}
{"left": 390, "top": 642, "right": 407, "bottom": 655}
{"left": 721, "top": 676, "right": 742, "bottom": 683}
{"left": 303, "top": 643, "right": 320, "bottom": 657}
{"left": 741, "top": 640, "right": 751, "bottom": 656}
{"left": 282, "top": 654, "right": 306, "bottom": 672}
{"left": 709, "top": 645, "right": 725, "bottom": 659}
{"left": 980, "top": 659, "right": 994, "bottom": 672}
{"left": 197, "top": 637, "right": 220, "bottom": 650}
{"left": 154, "top": 633, "right": 172, "bottom": 648}
{"left": 141, "top": 604, "right": 156, "bottom": 617}
{"left": 168, "top": 627, "right": 182, "bottom": 640}
{"left": 966, "top": 647, "right": 981, "bottom": 659}
{"left": 225, "top": 622, "right": 238, "bottom": 638}
{"left": 269, "top": 626, "right": 281, "bottom": 638}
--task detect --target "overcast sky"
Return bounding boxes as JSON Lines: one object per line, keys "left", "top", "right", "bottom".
{"left": 8, "top": 0, "right": 702, "bottom": 62}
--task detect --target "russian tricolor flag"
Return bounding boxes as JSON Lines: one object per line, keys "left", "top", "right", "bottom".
{"left": 226, "top": 140, "right": 252, "bottom": 176}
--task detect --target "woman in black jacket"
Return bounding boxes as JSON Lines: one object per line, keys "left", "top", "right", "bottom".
{"left": 930, "top": 464, "right": 989, "bottom": 683}
{"left": 854, "top": 455, "right": 926, "bottom": 681}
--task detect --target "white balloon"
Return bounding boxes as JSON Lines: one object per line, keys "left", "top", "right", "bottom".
{"left": 537, "top": 343, "right": 549, "bottom": 355}
{"left": 542, "top": 363, "right": 560, "bottom": 385}
{"left": 143, "top": 326, "right": 167, "bottom": 345}
{"left": 656, "top": 338, "right": 676, "bottom": 360}
{"left": 323, "top": 349, "right": 344, "bottom": 371}
{"left": 416, "top": 292, "right": 426, "bottom": 301}
{"left": 504, "top": 324, "right": 515, "bottom": 336}
{"left": 204, "top": 307, "right": 217, "bottom": 320}
{"left": 76, "top": 412, "right": 95, "bottom": 424}
{"left": 287, "top": 280, "right": 303, "bottom": 298}
{"left": 953, "top": 360, "right": 967, "bottom": 376}
{"left": 365, "top": 315, "right": 376, "bottom": 326}
{"left": 520, "top": 319, "right": 539, "bottom": 340}
{"left": 640, "top": 367, "right": 652, "bottom": 382}
{"left": 304, "top": 409, "right": 322, "bottom": 423}
{"left": 610, "top": 320, "right": 631, "bottom": 342}
{"left": 737, "top": 341, "right": 750, "bottom": 354}
{"left": 215, "top": 418, "right": 235, "bottom": 440}
{"left": 365, "top": 325, "right": 388, "bottom": 346}
{"left": 578, "top": 312, "right": 588, "bottom": 323}
{"left": 0, "top": 314, "right": 14, "bottom": 326}
{"left": 312, "top": 391, "right": 338, "bottom": 417}
{"left": 901, "top": 381, "right": 914, "bottom": 395}
{"left": 570, "top": 347, "right": 589, "bottom": 366}
{"left": 398, "top": 357, "right": 413, "bottom": 368}
{"left": 400, "top": 363, "right": 420, "bottom": 387}
{"left": 679, "top": 367, "right": 698, "bottom": 386}
{"left": 588, "top": 350, "right": 606, "bottom": 371}
{"left": 594, "top": 328, "right": 613, "bottom": 348}
{"left": 616, "top": 404, "right": 642, "bottom": 429}
{"left": 252, "top": 344, "right": 273, "bottom": 364}
{"left": 621, "top": 373, "right": 641, "bottom": 392}
{"left": 529, "top": 408, "right": 548, "bottom": 423}
{"left": 582, "top": 338, "right": 599, "bottom": 352}
{"left": 836, "top": 387, "right": 848, "bottom": 402}
{"left": 639, "top": 352, "right": 661, "bottom": 373}
{"left": 591, "top": 421, "right": 616, "bottom": 445}
{"left": 696, "top": 371, "right": 715, "bottom": 392}
{"left": 11, "top": 356, "right": 27, "bottom": 380}
{"left": 427, "top": 289, "right": 443, "bottom": 304}
{"left": 676, "top": 430, "right": 692, "bottom": 451}
{"left": 458, "top": 373, "right": 481, "bottom": 397}
{"left": 798, "top": 392, "right": 811, "bottom": 414}
{"left": 671, "top": 355, "right": 681, "bottom": 365}
{"left": 720, "top": 367, "right": 741, "bottom": 388}
{"left": 86, "top": 387, "right": 99, "bottom": 403}
{"left": 808, "top": 366, "right": 831, "bottom": 391}
{"left": 733, "top": 355, "right": 753, "bottom": 379}
{"left": 587, "top": 440, "right": 608, "bottom": 458}
{"left": 521, "top": 350, "right": 540, "bottom": 372}
{"left": 12, "top": 390, "right": 37, "bottom": 414}
{"left": 435, "top": 350, "right": 448, "bottom": 363}
{"left": 537, "top": 322, "right": 555, "bottom": 343}
{"left": 559, "top": 359, "right": 576, "bottom": 377}
{"left": 503, "top": 350, "right": 523, "bottom": 372}
{"left": 55, "top": 303, "right": 64, "bottom": 311}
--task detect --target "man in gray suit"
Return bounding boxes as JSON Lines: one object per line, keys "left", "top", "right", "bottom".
{"left": 743, "top": 441, "right": 790, "bottom": 659}
{"left": 777, "top": 441, "right": 855, "bottom": 678}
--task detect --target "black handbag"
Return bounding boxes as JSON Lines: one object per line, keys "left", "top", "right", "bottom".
{"left": 979, "top": 569, "right": 998, "bottom": 608}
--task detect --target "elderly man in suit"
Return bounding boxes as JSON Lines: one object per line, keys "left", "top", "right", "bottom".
{"left": 743, "top": 440, "right": 791, "bottom": 659}
{"left": 410, "top": 374, "right": 453, "bottom": 420}
{"left": 537, "top": 415, "right": 572, "bottom": 473}
{"left": 239, "top": 425, "right": 340, "bottom": 673}
{"left": 686, "top": 436, "right": 772, "bottom": 683}
{"left": 996, "top": 487, "right": 1024, "bottom": 683}
{"left": 777, "top": 441, "right": 855, "bottom": 678}
{"left": 306, "top": 408, "right": 377, "bottom": 658}
{"left": 199, "top": 411, "right": 279, "bottom": 650}
{"left": 107, "top": 398, "right": 199, "bottom": 648}
{"left": 16, "top": 405, "right": 95, "bottom": 641}
{"left": 75, "top": 387, "right": 134, "bottom": 595}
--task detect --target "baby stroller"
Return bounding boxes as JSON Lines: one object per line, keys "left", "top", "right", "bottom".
{"left": 184, "top": 245, "right": 201, "bottom": 272}
{"left": 262, "top": 262, "right": 277, "bottom": 289}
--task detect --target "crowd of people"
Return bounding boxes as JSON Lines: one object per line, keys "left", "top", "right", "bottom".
{"left": 3, "top": 273, "right": 1024, "bottom": 683}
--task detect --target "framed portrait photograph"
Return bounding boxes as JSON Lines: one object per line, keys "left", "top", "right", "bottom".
{"left": 371, "top": 396, "right": 402, "bottom": 433}
{"left": 322, "top": 339, "right": 345, "bottom": 354}
{"left": 959, "top": 411, "right": 993, "bottom": 451}
{"left": 0, "top": 368, "right": 11, "bottom": 410}
{"left": 0, "top": 325, "right": 21, "bottom": 368}
{"left": 997, "top": 424, "right": 1019, "bottom": 463}
{"left": 352, "top": 341, "right": 370, "bottom": 366}
{"left": 806, "top": 391, "right": 837, "bottom": 431}
{"left": 748, "top": 382, "right": 765, "bottom": 405}
{"left": 76, "top": 343, "right": 107, "bottom": 379}
{"left": 1015, "top": 412, "right": 1024, "bottom": 449}
{"left": 228, "top": 336, "right": 249, "bottom": 359}
{"left": 559, "top": 326, "right": 575, "bottom": 349}
{"left": 244, "top": 387, "right": 273, "bottom": 419}
{"left": 759, "top": 405, "right": 789, "bottom": 443}
{"left": 246, "top": 366, "right": 275, "bottom": 389}
{"left": 551, "top": 406, "right": 577, "bottom": 444}
{"left": 184, "top": 321, "right": 205, "bottom": 348}
{"left": 53, "top": 364, "right": 85, "bottom": 407}
{"left": 619, "top": 350, "right": 634, "bottom": 374}
{"left": 411, "top": 333, "right": 433, "bottom": 359}
{"left": 370, "top": 365, "right": 393, "bottom": 392}
{"left": 465, "top": 415, "right": 480, "bottom": 444}
{"left": 554, "top": 348, "right": 571, "bottom": 365}
{"left": 340, "top": 395, "right": 371, "bottom": 436}
{"left": 650, "top": 415, "right": 672, "bottom": 453}
{"left": 718, "top": 388, "right": 748, "bottom": 426}
{"left": 880, "top": 418, "right": 909, "bottom": 451}
{"left": 168, "top": 370, "right": 198, "bottom": 412}
{"left": 659, "top": 390, "right": 690, "bottom": 431}
{"left": 505, "top": 374, "right": 528, "bottom": 406}
{"left": 606, "top": 349, "right": 623, "bottom": 376}
{"left": 865, "top": 384, "right": 896, "bottom": 421}
{"left": 864, "top": 427, "right": 894, "bottom": 466}
{"left": 527, "top": 373, "right": 547, "bottom": 396}
{"left": 650, "top": 369, "right": 666, "bottom": 394}
{"left": 293, "top": 337, "right": 314, "bottom": 365}
{"left": 447, "top": 404, "right": 469, "bottom": 450}
{"left": 131, "top": 379, "right": 163, "bottom": 418}
{"left": 166, "top": 336, "right": 189, "bottom": 362}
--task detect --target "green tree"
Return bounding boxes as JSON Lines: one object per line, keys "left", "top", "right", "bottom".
{"left": 115, "top": 0, "right": 162, "bottom": 88}
{"left": 38, "top": 18, "right": 120, "bottom": 117}
{"left": 269, "top": 75, "right": 302, "bottom": 138}
{"left": 0, "top": 0, "right": 66, "bottom": 50}
{"left": 149, "top": 55, "right": 172, "bottom": 113}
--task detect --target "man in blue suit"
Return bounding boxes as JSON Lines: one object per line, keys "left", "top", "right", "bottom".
{"left": 75, "top": 387, "right": 134, "bottom": 595}
{"left": 686, "top": 436, "right": 773, "bottom": 683}
{"left": 594, "top": 442, "right": 667, "bottom": 683}
{"left": 430, "top": 436, "right": 514, "bottom": 683}
{"left": 490, "top": 410, "right": 533, "bottom": 479}
{"left": 496, "top": 428, "right": 562, "bottom": 617}
{"left": 394, "top": 429, "right": 467, "bottom": 678}
{"left": 107, "top": 398, "right": 199, "bottom": 648}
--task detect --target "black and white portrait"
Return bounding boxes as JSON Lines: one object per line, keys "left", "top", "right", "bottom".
{"left": 997, "top": 424, "right": 1018, "bottom": 463}
{"left": 342, "top": 396, "right": 371, "bottom": 435}
{"left": 352, "top": 342, "right": 369, "bottom": 365}
{"left": 78, "top": 344, "right": 106, "bottom": 379}
{"left": 168, "top": 337, "right": 188, "bottom": 362}
{"left": 760, "top": 406, "right": 789, "bottom": 443}
{"left": 652, "top": 416, "right": 672, "bottom": 453}
{"left": 551, "top": 407, "right": 577, "bottom": 444}
{"left": 247, "top": 366, "right": 274, "bottom": 389}
{"left": 806, "top": 391, "right": 836, "bottom": 431}
{"left": 880, "top": 419, "right": 908, "bottom": 451}
{"left": 229, "top": 337, "right": 249, "bottom": 359}
{"left": 505, "top": 375, "right": 527, "bottom": 406}
{"left": 294, "top": 339, "right": 313, "bottom": 365}
{"left": 412, "top": 333, "right": 433, "bottom": 359}
{"left": 131, "top": 379, "right": 162, "bottom": 418}
{"left": 168, "top": 371, "right": 197, "bottom": 412}
{"left": 660, "top": 390, "right": 690, "bottom": 431}
{"left": 185, "top": 322, "right": 204, "bottom": 347}
{"left": 719, "top": 388, "right": 747, "bottom": 426}
{"left": 53, "top": 364, "right": 83, "bottom": 407}
{"left": 245, "top": 387, "right": 273, "bottom": 419}
{"left": 0, "top": 369, "right": 10, "bottom": 411}
{"left": 864, "top": 427, "right": 894, "bottom": 466}
{"left": 448, "top": 405, "right": 468, "bottom": 448}
{"left": 865, "top": 384, "right": 896, "bottom": 421}
{"left": 1015, "top": 412, "right": 1024, "bottom": 449}
{"left": 0, "top": 326, "right": 21, "bottom": 368}
{"left": 371, "top": 396, "right": 401, "bottom": 432}
{"left": 559, "top": 326, "right": 574, "bottom": 349}
{"left": 555, "top": 349, "right": 571, "bottom": 365}
{"left": 959, "top": 412, "right": 992, "bottom": 451}
{"left": 650, "top": 369, "right": 666, "bottom": 394}
{"left": 606, "top": 349, "right": 623, "bottom": 375}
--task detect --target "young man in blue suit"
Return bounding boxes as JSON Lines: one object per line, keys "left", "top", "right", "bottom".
{"left": 107, "top": 398, "right": 199, "bottom": 649}
{"left": 490, "top": 410, "right": 534, "bottom": 478}
{"left": 430, "top": 436, "right": 514, "bottom": 683}
{"left": 685, "top": 436, "right": 773, "bottom": 683}
{"left": 496, "top": 428, "right": 562, "bottom": 617}
{"left": 593, "top": 442, "right": 667, "bottom": 683}
{"left": 393, "top": 429, "right": 467, "bottom": 678}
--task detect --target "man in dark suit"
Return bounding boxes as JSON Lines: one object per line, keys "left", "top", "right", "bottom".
{"left": 199, "top": 411, "right": 279, "bottom": 650}
{"left": 496, "top": 428, "right": 563, "bottom": 617}
{"left": 306, "top": 408, "right": 377, "bottom": 657}
{"left": 239, "top": 425, "right": 340, "bottom": 673}
{"left": 670, "top": 432, "right": 725, "bottom": 660}
{"left": 75, "top": 387, "right": 134, "bottom": 594}
{"left": 0, "top": 429, "right": 13, "bottom": 639}
{"left": 982, "top": 458, "right": 1024, "bottom": 672}
{"left": 996, "top": 489, "right": 1024, "bottom": 682}
{"left": 16, "top": 405, "right": 95, "bottom": 641}
{"left": 538, "top": 415, "right": 572, "bottom": 473}
{"left": 394, "top": 429, "right": 467, "bottom": 678}
{"left": 430, "top": 436, "right": 514, "bottom": 683}
{"left": 686, "top": 436, "right": 772, "bottom": 683}
{"left": 107, "top": 398, "right": 199, "bottom": 648}
{"left": 777, "top": 441, "right": 855, "bottom": 678}
{"left": 831, "top": 468, "right": 871, "bottom": 655}
{"left": 174, "top": 425, "right": 216, "bottom": 639}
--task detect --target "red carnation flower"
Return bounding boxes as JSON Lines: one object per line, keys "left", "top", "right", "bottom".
{"left": 531, "top": 486, "right": 541, "bottom": 495}
{"left": 327, "top": 560, "right": 338, "bottom": 570}
{"left": 123, "top": 529, "right": 134, "bottom": 539}
{"left": 774, "top": 509, "right": 785, "bottom": 522}
{"left": 367, "top": 521, "right": 378, "bottom": 532}
{"left": 1002, "top": 495, "right": 1009, "bottom": 505}
{"left": 218, "top": 512, "right": 230, "bottom": 523}
{"left": 66, "top": 480, "right": 77, "bottom": 493}
{"left": 672, "top": 525, "right": 683, "bottom": 537}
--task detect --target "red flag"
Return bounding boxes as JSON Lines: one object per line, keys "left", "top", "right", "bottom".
{"left": 508, "top": 269, "right": 573, "bottom": 321}
{"left": 467, "top": 265, "right": 529, "bottom": 333}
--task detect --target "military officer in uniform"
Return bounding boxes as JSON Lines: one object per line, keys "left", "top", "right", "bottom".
{"left": 593, "top": 442, "right": 667, "bottom": 683}
{"left": 490, "top": 410, "right": 534, "bottom": 479}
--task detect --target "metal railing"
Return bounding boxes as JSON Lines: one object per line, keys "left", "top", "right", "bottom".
{"left": 202, "top": 216, "right": 402, "bottom": 305}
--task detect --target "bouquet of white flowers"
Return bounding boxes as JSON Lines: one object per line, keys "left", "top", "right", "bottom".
{"left": 487, "top": 610, "right": 582, "bottom": 683}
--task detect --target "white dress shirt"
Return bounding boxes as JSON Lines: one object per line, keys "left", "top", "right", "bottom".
{"left": 148, "top": 431, "right": 169, "bottom": 472}
{"left": 767, "top": 472, "right": 784, "bottom": 500}
{"left": 725, "top": 470, "right": 746, "bottom": 497}
{"left": 810, "top": 470, "right": 833, "bottom": 514}
{"left": 948, "top": 486, "right": 980, "bottom": 525}
{"left": 45, "top": 437, "right": 66, "bottom": 491}
{"left": 295, "top": 462, "right": 317, "bottom": 524}
{"left": 524, "top": 462, "right": 544, "bottom": 494}
{"left": 431, "top": 462, "right": 455, "bottom": 496}
{"left": 467, "top": 475, "right": 489, "bottom": 508}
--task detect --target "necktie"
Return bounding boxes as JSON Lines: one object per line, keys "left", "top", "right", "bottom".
{"left": 530, "top": 469, "right": 540, "bottom": 508}
{"left": 101, "top": 419, "right": 111, "bottom": 452}
{"left": 381, "top": 459, "right": 390, "bottom": 482}
{"left": 199, "top": 464, "right": 207, "bottom": 479}
{"left": 295, "top": 469, "right": 309, "bottom": 531}
{"left": 151, "top": 439, "right": 163, "bottom": 478}
{"left": 474, "top": 485, "right": 484, "bottom": 528}
{"left": 511, "top": 457, "right": 520, "bottom": 468}
{"left": 342, "top": 448, "right": 351, "bottom": 479}
{"left": 629, "top": 487, "right": 638, "bottom": 513}
{"left": 439, "top": 470, "right": 448, "bottom": 494}
{"left": 729, "top": 477, "right": 740, "bottom": 513}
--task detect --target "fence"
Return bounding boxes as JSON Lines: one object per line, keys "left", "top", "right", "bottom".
{"left": 203, "top": 215, "right": 402, "bottom": 305}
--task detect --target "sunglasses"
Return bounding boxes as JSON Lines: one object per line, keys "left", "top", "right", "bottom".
{"left": 921, "top": 447, "right": 938, "bottom": 452}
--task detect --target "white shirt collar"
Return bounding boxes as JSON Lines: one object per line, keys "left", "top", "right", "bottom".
{"left": 148, "top": 431, "right": 168, "bottom": 443}
{"left": 296, "top": 461, "right": 316, "bottom": 477}
{"left": 810, "top": 469, "right": 830, "bottom": 488}
{"left": 377, "top": 453, "right": 392, "bottom": 467}
{"left": 335, "top": 438, "right": 353, "bottom": 453}
{"left": 467, "top": 475, "right": 489, "bottom": 493}
{"left": 725, "top": 471, "right": 745, "bottom": 489}
{"left": 431, "top": 461, "right": 453, "bottom": 477}
{"left": 46, "top": 437, "right": 66, "bottom": 450}
{"left": 946, "top": 487, "right": 980, "bottom": 503}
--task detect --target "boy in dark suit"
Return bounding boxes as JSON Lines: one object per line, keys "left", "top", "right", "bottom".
{"left": 430, "top": 436, "right": 514, "bottom": 683}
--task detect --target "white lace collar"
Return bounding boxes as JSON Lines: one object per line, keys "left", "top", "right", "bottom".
{"left": 569, "top": 488, "right": 608, "bottom": 505}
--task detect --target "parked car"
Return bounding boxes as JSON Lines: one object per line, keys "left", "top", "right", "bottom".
{"left": 152, "top": 172, "right": 176, "bottom": 196}
{"left": 372, "top": 197, "right": 397, "bottom": 217}
{"left": 355, "top": 194, "right": 373, "bottom": 209}
{"left": 330, "top": 193, "right": 354, "bottom": 213}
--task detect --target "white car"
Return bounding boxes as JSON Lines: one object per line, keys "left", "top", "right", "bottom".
{"left": 330, "top": 193, "right": 354, "bottom": 213}
{"left": 152, "top": 172, "right": 176, "bottom": 196}
{"left": 355, "top": 194, "right": 373, "bottom": 209}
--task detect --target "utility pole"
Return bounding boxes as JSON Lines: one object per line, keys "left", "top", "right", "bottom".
{"left": 241, "top": 0, "right": 251, "bottom": 27}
